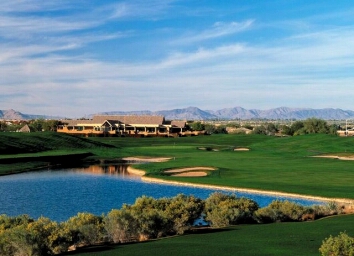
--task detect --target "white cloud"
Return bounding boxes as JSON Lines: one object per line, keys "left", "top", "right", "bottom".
{"left": 0, "top": 1, "right": 79, "bottom": 13}
{"left": 173, "top": 20, "right": 254, "bottom": 45}
{"left": 1, "top": 2, "right": 354, "bottom": 116}
{"left": 109, "top": 0, "right": 177, "bottom": 19}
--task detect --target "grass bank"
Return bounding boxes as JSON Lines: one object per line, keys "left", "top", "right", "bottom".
{"left": 65, "top": 214, "right": 354, "bottom": 256}
{"left": 0, "top": 132, "right": 113, "bottom": 175}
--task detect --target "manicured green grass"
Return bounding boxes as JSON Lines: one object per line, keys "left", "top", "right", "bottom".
{"left": 92, "top": 134, "right": 354, "bottom": 199}
{"left": 65, "top": 214, "right": 354, "bottom": 256}
{"left": 0, "top": 132, "right": 112, "bottom": 175}
{"left": 1, "top": 132, "right": 353, "bottom": 199}
{"left": 0, "top": 132, "right": 111, "bottom": 155}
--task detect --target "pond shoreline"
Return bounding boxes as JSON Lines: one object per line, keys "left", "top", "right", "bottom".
{"left": 127, "top": 166, "right": 354, "bottom": 209}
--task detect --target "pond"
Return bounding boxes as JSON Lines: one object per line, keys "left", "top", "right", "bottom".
{"left": 0, "top": 164, "right": 324, "bottom": 222}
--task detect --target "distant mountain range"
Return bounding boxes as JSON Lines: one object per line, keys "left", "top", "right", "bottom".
{"left": 2, "top": 107, "right": 354, "bottom": 121}
{"left": 0, "top": 109, "right": 60, "bottom": 120}
{"left": 97, "top": 106, "right": 354, "bottom": 120}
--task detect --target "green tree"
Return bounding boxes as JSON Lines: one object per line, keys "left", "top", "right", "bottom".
{"left": 29, "top": 119, "right": 45, "bottom": 132}
{"left": 226, "top": 122, "right": 240, "bottom": 128}
{"left": 204, "top": 124, "right": 227, "bottom": 134}
{"left": 162, "top": 194, "right": 204, "bottom": 234}
{"left": 127, "top": 196, "right": 166, "bottom": 240}
{"left": 190, "top": 121, "right": 205, "bottom": 131}
{"left": 204, "top": 192, "right": 258, "bottom": 228}
{"left": 266, "top": 123, "right": 278, "bottom": 135}
{"left": 104, "top": 208, "right": 138, "bottom": 243}
{"left": 254, "top": 200, "right": 306, "bottom": 223}
{"left": 42, "top": 120, "right": 60, "bottom": 131}
{"left": 253, "top": 125, "right": 267, "bottom": 135}
{"left": 0, "top": 121, "right": 7, "bottom": 132}
{"left": 290, "top": 121, "right": 304, "bottom": 135}
{"left": 303, "top": 118, "right": 329, "bottom": 134}
{"left": 64, "top": 212, "right": 104, "bottom": 247}
{"left": 279, "top": 124, "right": 292, "bottom": 135}
{"left": 0, "top": 214, "right": 33, "bottom": 231}
{"left": 0, "top": 225, "right": 39, "bottom": 256}
{"left": 319, "top": 232, "right": 354, "bottom": 256}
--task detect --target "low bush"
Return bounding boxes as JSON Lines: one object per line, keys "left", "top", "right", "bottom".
{"left": 254, "top": 200, "right": 307, "bottom": 223}
{"left": 319, "top": 232, "right": 354, "bottom": 256}
{"left": 204, "top": 192, "right": 259, "bottom": 227}
{"left": 0, "top": 195, "right": 346, "bottom": 255}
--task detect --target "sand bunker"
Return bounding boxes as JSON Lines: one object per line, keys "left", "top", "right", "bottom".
{"left": 234, "top": 148, "right": 250, "bottom": 151}
{"left": 164, "top": 167, "right": 216, "bottom": 177}
{"left": 164, "top": 167, "right": 216, "bottom": 173}
{"left": 172, "top": 172, "right": 209, "bottom": 177}
{"left": 122, "top": 157, "right": 171, "bottom": 162}
{"left": 312, "top": 155, "right": 354, "bottom": 161}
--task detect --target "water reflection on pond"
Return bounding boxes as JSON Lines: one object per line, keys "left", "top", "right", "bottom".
{"left": 0, "top": 164, "right": 323, "bottom": 222}
{"left": 75, "top": 164, "right": 139, "bottom": 177}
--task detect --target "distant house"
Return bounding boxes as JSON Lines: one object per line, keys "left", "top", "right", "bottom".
{"left": 18, "top": 124, "right": 32, "bottom": 133}
{"left": 57, "top": 115, "right": 204, "bottom": 137}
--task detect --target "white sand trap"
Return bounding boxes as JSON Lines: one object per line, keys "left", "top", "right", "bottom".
{"left": 234, "top": 148, "right": 250, "bottom": 151}
{"left": 164, "top": 167, "right": 216, "bottom": 177}
{"left": 164, "top": 167, "right": 216, "bottom": 173}
{"left": 122, "top": 157, "right": 171, "bottom": 162}
{"left": 312, "top": 155, "right": 354, "bottom": 161}
{"left": 171, "top": 171, "right": 208, "bottom": 177}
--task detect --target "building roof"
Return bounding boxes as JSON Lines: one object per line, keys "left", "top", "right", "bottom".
{"left": 93, "top": 115, "right": 165, "bottom": 125}
{"left": 18, "top": 124, "right": 31, "bottom": 132}
{"left": 61, "top": 115, "right": 166, "bottom": 127}
{"left": 171, "top": 120, "right": 186, "bottom": 128}
{"left": 61, "top": 120, "right": 93, "bottom": 126}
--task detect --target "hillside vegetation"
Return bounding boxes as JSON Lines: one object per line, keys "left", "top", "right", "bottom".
{"left": 0, "top": 132, "right": 112, "bottom": 155}
{"left": 0, "top": 132, "right": 114, "bottom": 175}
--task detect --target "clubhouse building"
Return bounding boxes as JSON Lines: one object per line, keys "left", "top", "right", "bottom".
{"left": 57, "top": 115, "right": 203, "bottom": 137}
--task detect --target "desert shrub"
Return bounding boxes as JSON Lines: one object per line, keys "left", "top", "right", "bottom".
{"left": 0, "top": 214, "right": 33, "bottom": 231}
{"left": 126, "top": 197, "right": 167, "bottom": 240}
{"left": 64, "top": 212, "right": 104, "bottom": 247}
{"left": 26, "top": 217, "right": 71, "bottom": 255}
{"left": 204, "top": 192, "right": 259, "bottom": 227}
{"left": 0, "top": 216, "right": 71, "bottom": 256}
{"left": 104, "top": 208, "right": 138, "bottom": 243}
{"left": 312, "top": 202, "right": 342, "bottom": 219}
{"left": 161, "top": 194, "right": 204, "bottom": 235}
{"left": 254, "top": 200, "right": 306, "bottom": 223}
{"left": 0, "top": 225, "right": 40, "bottom": 256}
{"left": 254, "top": 207, "right": 284, "bottom": 223}
{"left": 319, "top": 232, "right": 354, "bottom": 256}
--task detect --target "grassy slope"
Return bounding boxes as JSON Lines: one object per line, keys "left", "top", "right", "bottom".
{"left": 0, "top": 132, "right": 111, "bottom": 155}
{"left": 92, "top": 134, "right": 354, "bottom": 199}
{"left": 0, "top": 132, "right": 114, "bottom": 175}
{"left": 66, "top": 214, "right": 354, "bottom": 256}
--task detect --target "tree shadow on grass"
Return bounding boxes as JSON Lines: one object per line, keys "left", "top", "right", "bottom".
{"left": 61, "top": 229, "right": 236, "bottom": 255}
{"left": 186, "top": 227, "right": 237, "bottom": 235}
{"left": 61, "top": 244, "right": 116, "bottom": 255}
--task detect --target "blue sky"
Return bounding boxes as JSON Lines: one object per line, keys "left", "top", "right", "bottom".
{"left": 1, "top": 1, "right": 354, "bottom": 117}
